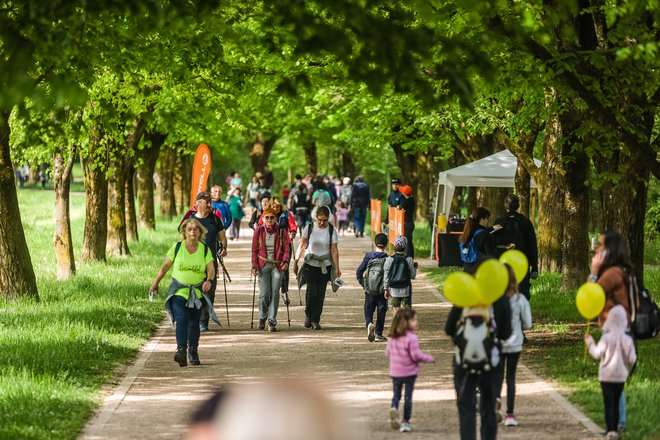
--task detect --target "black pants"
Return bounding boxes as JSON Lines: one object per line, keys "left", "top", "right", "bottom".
{"left": 601, "top": 382, "right": 625, "bottom": 433}
{"left": 364, "top": 293, "right": 388, "bottom": 336}
{"left": 519, "top": 271, "right": 531, "bottom": 300}
{"left": 453, "top": 362, "right": 498, "bottom": 440}
{"left": 200, "top": 260, "right": 218, "bottom": 326}
{"left": 403, "top": 221, "right": 415, "bottom": 259}
{"left": 303, "top": 264, "right": 330, "bottom": 323}
{"left": 497, "top": 352, "right": 521, "bottom": 415}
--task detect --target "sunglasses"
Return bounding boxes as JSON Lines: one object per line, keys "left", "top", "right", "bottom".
{"left": 264, "top": 216, "right": 276, "bottom": 220}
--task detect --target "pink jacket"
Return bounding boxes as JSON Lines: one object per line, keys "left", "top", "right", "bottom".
{"left": 251, "top": 224, "right": 291, "bottom": 272}
{"left": 386, "top": 330, "right": 435, "bottom": 378}
{"left": 586, "top": 305, "right": 637, "bottom": 383}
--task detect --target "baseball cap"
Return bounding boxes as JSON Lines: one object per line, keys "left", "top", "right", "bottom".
{"left": 391, "top": 178, "right": 401, "bottom": 184}
{"left": 196, "top": 191, "right": 212, "bottom": 202}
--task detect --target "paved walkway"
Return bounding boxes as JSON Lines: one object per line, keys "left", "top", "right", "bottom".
{"left": 80, "top": 226, "right": 601, "bottom": 440}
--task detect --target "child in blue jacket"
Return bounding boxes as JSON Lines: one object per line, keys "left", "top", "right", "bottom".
{"left": 356, "top": 233, "right": 389, "bottom": 342}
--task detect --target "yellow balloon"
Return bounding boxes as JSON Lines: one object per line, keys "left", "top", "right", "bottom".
{"left": 576, "top": 282, "right": 606, "bottom": 320}
{"left": 499, "top": 250, "right": 529, "bottom": 284}
{"left": 475, "top": 259, "right": 508, "bottom": 304}
{"left": 443, "top": 272, "right": 480, "bottom": 307}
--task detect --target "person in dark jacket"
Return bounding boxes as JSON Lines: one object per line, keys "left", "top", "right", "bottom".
{"left": 445, "top": 256, "right": 512, "bottom": 440}
{"left": 459, "top": 207, "right": 499, "bottom": 273}
{"left": 493, "top": 195, "right": 539, "bottom": 300}
{"left": 388, "top": 178, "right": 403, "bottom": 208}
{"left": 398, "top": 185, "right": 416, "bottom": 259}
{"left": 356, "top": 233, "right": 390, "bottom": 342}
{"left": 351, "top": 176, "right": 371, "bottom": 238}
{"left": 249, "top": 192, "right": 271, "bottom": 230}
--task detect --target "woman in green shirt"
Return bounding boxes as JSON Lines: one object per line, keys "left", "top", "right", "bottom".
{"left": 150, "top": 218, "right": 215, "bottom": 367}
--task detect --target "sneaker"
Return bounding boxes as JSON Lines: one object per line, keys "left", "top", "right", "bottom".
{"left": 504, "top": 415, "right": 518, "bottom": 427}
{"left": 496, "top": 398, "right": 503, "bottom": 424}
{"left": 304, "top": 317, "right": 312, "bottom": 328}
{"left": 374, "top": 335, "right": 388, "bottom": 342}
{"left": 389, "top": 408, "right": 400, "bottom": 430}
{"left": 199, "top": 323, "right": 209, "bottom": 332}
{"left": 311, "top": 322, "right": 322, "bottom": 330}
{"left": 367, "top": 323, "right": 376, "bottom": 342}
{"left": 399, "top": 422, "right": 412, "bottom": 433}
{"left": 605, "top": 432, "right": 619, "bottom": 440}
{"left": 258, "top": 318, "right": 266, "bottom": 330}
{"left": 268, "top": 321, "right": 277, "bottom": 332}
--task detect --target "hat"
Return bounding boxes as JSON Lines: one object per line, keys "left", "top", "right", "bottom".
{"left": 400, "top": 185, "right": 412, "bottom": 196}
{"left": 374, "top": 233, "right": 388, "bottom": 247}
{"left": 391, "top": 178, "right": 401, "bottom": 184}
{"left": 195, "top": 191, "right": 212, "bottom": 202}
{"left": 394, "top": 235, "right": 408, "bottom": 249}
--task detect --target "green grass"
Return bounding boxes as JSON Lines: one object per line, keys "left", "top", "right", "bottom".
{"left": 422, "top": 257, "right": 660, "bottom": 440}
{"left": 0, "top": 186, "right": 178, "bottom": 440}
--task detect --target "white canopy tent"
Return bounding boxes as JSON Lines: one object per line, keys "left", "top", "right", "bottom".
{"left": 431, "top": 149, "right": 542, "bottom": 259}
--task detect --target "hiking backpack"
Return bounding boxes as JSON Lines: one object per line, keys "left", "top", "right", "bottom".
{"left": 388, "top": 254, "right": 411, "bottom": 289}
{"left": 313, "top": 189, "right": 332, "bottom": 207}
{"left": 627, "top": 276, "right": 660, "bottom": 339}
{"left": 495, "top": 215, "right": 525, "bottom": 256}
{"left": 453, "top": 307, "right": 501, "bottom": 374}
{"left": 460, "top": 229, "right": 486, "bottom": 264}
{"left": 364, "top": 257, "right": 386, "bottom": 295}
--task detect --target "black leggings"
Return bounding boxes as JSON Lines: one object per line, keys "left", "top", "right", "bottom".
{"left": 499, "top": 352, "right": 521, "bottom": 415}
{"left": 601, "top": 382, "right": 625, "bottom": 433}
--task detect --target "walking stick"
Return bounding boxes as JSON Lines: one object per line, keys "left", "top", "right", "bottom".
{"left": 217, "top": 253, "right": 232, "bottom": 327}
{"left": 250, "top": 273, "right": 257, "bottom": 329}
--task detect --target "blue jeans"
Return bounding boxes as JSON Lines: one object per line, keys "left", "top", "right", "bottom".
{"left": 364, "top": 293, "right": 388, "bottom": 336}
{"left": 171, "top": 295, "right": 202, "bottom": 350}
{"left": 353, "top": 207, "right": 367, "bottom": 237}
{"left": 391, "top": 375, "right": 417, "bottom": 422}
{"left": 258, "top": 263, "right": 282, "bottom": 324}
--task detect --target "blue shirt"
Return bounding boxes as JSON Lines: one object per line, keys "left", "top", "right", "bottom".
{"left": 212, "top": 200, "right": 232, "bottom": 229}
{"left": 388, "top": 190, "right": 403, "bottom": 208}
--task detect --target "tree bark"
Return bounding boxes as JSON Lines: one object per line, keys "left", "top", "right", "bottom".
{"left": 125, "top": 163, "right": 138, "bottom": 242}
{"left": 53, "top": 146, "right": 76, "bottom": 280}
{"left": 514, "top": 126, "right": 539, "bottom": 218}
{"left": 137, "top": 131, "right": 166, "bottom": 230}
{"left": 248, "top": 134, "right": 278, "bottom": 175}
{"left": 303, "top": 141, "right": 318, "bottom": 176}
{"left": 181, "top": 154, "right": 191, "bottom": 210}
{"left": 0, "top": 111, "right": 38, "bottom": 299}
{"left": 340, "top": 149, "right": 356, "bottom": 178}
{"left": 82, "top": 125, "right": 109, "bottom": 263}
{"left": 173, "top": 149, "right": 191, "bottom": 214}
{"left": 159, "top": 146, "right": 177, "bottom": 218}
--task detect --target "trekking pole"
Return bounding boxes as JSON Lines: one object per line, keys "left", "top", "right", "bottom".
{"left": 250, "top": 274, "right": 257, "bottom": 329}
{"left": 221, "top": 260, "right": 230, "bottom": 327}
{"left": 284, "top": 291, "right": 291, "bottom": 327}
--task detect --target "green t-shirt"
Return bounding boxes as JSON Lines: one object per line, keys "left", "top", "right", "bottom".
{"left": 167, "top": 242, "right": 214, "bottom": 299}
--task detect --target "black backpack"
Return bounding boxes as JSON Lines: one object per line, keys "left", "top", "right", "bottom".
{"left": 388, "top": 254, "right": 411, "bottom": 288}
{"left": 453, "top": 307, "right": 501, "bottom": 374}
{"left": 363, "top": 257, "right": 386, "bottom": 295}
{"left": 495, "top": 215, "right": 525, "bottom": 256}
{"left": 628, "top": 276, "right": 660, "bottom": 339}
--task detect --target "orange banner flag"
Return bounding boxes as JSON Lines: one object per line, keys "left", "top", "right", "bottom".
{"left": 388, "top": 206, "right": 405, "bottom": 250}
{"left": 370, "top": 199, "right": 382, "bottom": 234}
{"left": 189, "top": 144, "right": 212, "bottom": 208}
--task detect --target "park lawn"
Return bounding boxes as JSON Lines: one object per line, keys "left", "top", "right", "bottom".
{"left": 422, "top": 260, "right": 660, "bottom": 440}
{"left": 0, "top": 186, "right": 178, "bottom": 440}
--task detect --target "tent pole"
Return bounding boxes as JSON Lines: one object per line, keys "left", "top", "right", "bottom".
{"left": 430, "top": 177, "right": 442, "bottom": 261}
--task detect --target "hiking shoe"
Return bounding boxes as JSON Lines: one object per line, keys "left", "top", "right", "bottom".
{"left": 605, "top": 432, "right": 619, "bottom": 440}
{"left": 504, "top": 415, "right": 518, "bottom": 427}
{"left": 268, "top": 321, "right": 277, "bottom": 332}
{"left": 374, "top": 335, "right": 387, "bottom": 342}
{"left": 389, "top": 408, "right": 400, "bottom": 430}
{"left": 367, "top": 323, "right": 376, "bottom": 342}
{"left": 188, "top": 350, "right": 201, "bottom": 366}
{"left": 174, "top": 349, "right": 187, "bottom": 367}
{"left": 258, "top": 318, "right": 266, "bottom": 330}
{"left": 311, "top": 322, "right": 321, "bottom": 330}
{"left": 304, "top": 317, "right": 312, "bottom": 328}
{"left": 399, "top": 422, "right": 411, "bottom": 433}
{"left": 199, "top": 323, "right": 209, "bottom": 332}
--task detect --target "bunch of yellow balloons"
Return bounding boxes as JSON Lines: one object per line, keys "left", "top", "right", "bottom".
{"left": 443, "top": 250, "right": 529, "bottom": 307}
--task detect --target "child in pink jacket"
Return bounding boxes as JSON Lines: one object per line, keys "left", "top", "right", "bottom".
{"left": 584, "top": 305, "right": 637, "bottom": 440}
{"left": 386, "top": 308, "right": 435, "bottom": 433}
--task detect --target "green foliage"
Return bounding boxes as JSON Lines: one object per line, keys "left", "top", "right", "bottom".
{"left": 645, "top": 177, "right": 660, "bottom": 241}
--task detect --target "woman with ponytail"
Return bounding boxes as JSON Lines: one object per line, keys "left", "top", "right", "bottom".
{"left": 458, "top": 207, "right": 498, "bottom": 272}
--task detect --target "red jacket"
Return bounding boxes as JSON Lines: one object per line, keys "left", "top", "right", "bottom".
{"left": 251, "top": 224, "right": 291, "bottom": 272}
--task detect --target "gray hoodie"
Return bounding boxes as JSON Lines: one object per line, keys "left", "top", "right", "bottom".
{"left": 586, "top": 305, "right": 637, "bottom": 383}
{"left": 502, "top": 293, "right": 532, "bottom": 354}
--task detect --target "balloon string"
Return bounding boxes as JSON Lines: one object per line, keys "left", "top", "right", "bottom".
{"left": 583, "top": 320, "right": 591, "bottom": 362}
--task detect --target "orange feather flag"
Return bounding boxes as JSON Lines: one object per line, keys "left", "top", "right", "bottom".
{"left": 189, "top": 144, "right": 212, "bottom": 208}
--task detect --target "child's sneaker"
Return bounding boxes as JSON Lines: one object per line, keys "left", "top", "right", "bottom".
{"left": 367, "top": 323, "right": 376, "bottom": 342}
{"left": 389, "top": 407, "right": 400, "bottom": 430}
{"left": 504, "top": 415, "right": 518, "bottom": 427}
{"left": 399, "top": 421, "right": 412, "bottom": 433}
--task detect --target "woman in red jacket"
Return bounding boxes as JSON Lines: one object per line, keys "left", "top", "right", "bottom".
{"left": 251, "top": 208, "right": 291, "bottom": 332}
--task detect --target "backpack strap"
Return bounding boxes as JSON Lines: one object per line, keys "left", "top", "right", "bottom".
{"left": 174, "top": 241, "right": 208, "bottom": 261}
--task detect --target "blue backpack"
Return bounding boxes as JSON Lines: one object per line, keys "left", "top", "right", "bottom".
{"left": 460, "top": 229, "right": 486, "bottom": 264}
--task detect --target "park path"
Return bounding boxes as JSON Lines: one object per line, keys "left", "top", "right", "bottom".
{"left": 80, "top": 225, "right": 601, "bottom": 440}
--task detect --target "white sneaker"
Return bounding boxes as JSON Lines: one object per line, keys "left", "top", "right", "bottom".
{"left": 400, "top": 422, "right": 412, "bottom": 433}
{"left": 605, "top": 432, "right": 619, "bottom": 440}
{"left": 389, "top": 407, "right": 400, "bottom": 430}
{"left": 504, "top": 415, "right": 518, "bottom": 427}
{"left": 367, "top": 323, "right": 376, "bottom": 342}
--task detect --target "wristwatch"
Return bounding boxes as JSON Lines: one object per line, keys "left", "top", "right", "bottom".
{"left": 588, "top": 274, "right": 598, "bottom": 282}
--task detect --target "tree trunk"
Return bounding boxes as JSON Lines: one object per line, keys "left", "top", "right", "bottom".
{"left": 181, "top": 154, "right": 191, "bottom": 210}
{"left": 340, "top": 149, "right": 356, "bottom": 178}
{"left": 159, "top": 146, "right": 178, "bottom": 218}
{"left": 106, "top": 144, "right": 131, "bottom": 257}
{"left": 173, "top": 149, "right": 191, "bottom": 214}
{"left": 0, "top": 111, "right": 38, "bottom": 299}
{"left": 303, "top": 141, "right": 318, "bottom": 176}
{"left": 137, "top": 131, "right": 166, "bottom": 230}
{"left": 476, "top": 188, "right": 508, "bottom": 219}
{"left": 53, "top": 147, "right": 76, "bottom": 280}
{"left": 248, "top": 134, "right": 278, "bottom": 175}
{"left": 125, "top": 164, "right": 138, "bottom": 242}
{"left": 514, "top": 127, "right": 539, "bottom": 218}
{"left": 82, "top": 127, "right": 109, "bottom": 263}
